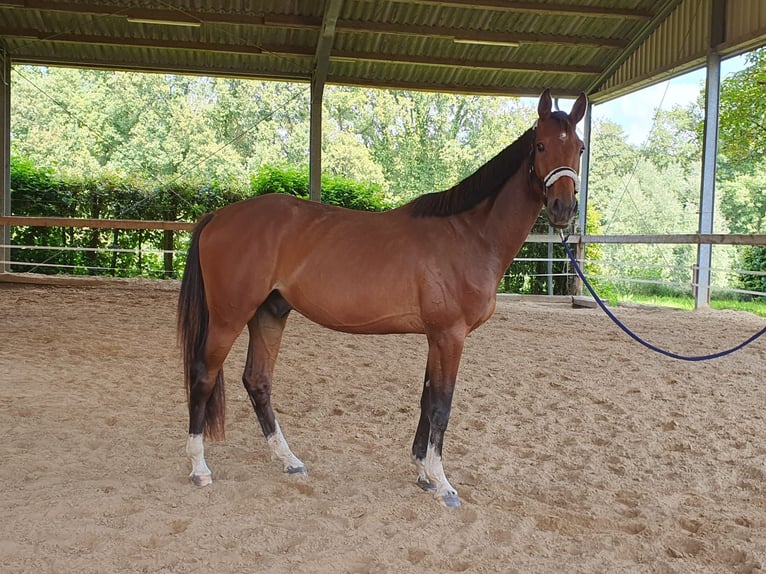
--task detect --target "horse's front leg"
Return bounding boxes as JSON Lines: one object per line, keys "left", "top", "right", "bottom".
{"left": 412, "top": 371, "right": 436, "bottom": 493}
{"left": 412, "top": 329, "right": 465, "bottom": 508}
{"left": 243, "top": 302, "right": 306, "bottom": 475}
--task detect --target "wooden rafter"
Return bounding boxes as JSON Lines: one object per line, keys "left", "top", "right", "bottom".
{"left": 0, "top": 27, "right": 605, "bottom": 75}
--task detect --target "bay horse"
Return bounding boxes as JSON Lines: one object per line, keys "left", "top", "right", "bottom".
{"left": 178, "top": 89, "right": 587, "bottom": 508}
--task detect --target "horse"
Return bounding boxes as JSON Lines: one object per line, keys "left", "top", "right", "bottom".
{"left": 177, "top": 89, "right": 587, "bottom": 508}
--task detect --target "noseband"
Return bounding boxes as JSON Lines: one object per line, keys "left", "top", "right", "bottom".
{"left": 530, "top": 162, "right": 580, "bottom": 204}
{"left": 543, "top": 166, "right": 580, "bottom": 194}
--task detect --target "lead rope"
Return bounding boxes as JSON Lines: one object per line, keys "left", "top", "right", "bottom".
{"left": 559, "top": 231, "right": 766, "bottom": 361}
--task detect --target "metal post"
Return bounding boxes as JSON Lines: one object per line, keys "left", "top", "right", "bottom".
{"left": 0, "top": 47, "right": 10, "bottom": 273}
{"left": 547, "top": 226, "right": 554, "bottom": 295}
{"left": 578, "top": 101, "right": 593, "bottom": 237}
{"left": 309, "top": 80, "right": 323, "bottom": 202}
{"left": 696, "top": 6, "right": 724, "bottom": 308}
{"left": 574, "top": 101, "right": 593, "bottom": 297}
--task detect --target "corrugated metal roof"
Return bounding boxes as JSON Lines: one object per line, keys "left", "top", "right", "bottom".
{"left": 0, "top": 0, "right": 764, "bottom": 99}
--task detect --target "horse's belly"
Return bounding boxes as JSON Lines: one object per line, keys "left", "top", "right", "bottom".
{"left": 281, "top": 281, "right": 424, "bottom": 335}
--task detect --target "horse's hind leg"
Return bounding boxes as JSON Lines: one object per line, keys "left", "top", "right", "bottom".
{"left": 242, "top": 292, "right": 306, "bottom": 475}
{"left": 186, "top": 322, "right": 241, "bottom": 487}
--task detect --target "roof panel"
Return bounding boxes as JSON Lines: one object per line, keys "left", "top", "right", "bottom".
{"left": 0, "top": 0, "right": 764, "bottom": 97}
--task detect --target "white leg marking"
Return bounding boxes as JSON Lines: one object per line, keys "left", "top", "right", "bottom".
{"left": 425, "top": 443, "right": 459, "bottom": 506}
{"left": 267, "top": 420, "right": 306, "bottom": 474}
{"left": 412, "top": 455, "right": 437, "bottom": 492}
{"left": 186, "top": 434, "right": 212, "bottom": 487}
{"left": 413, "top": 456, "right": 428, "bottom": 483}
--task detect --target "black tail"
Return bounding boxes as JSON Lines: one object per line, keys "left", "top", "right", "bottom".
{"left": 177, "top": 213, "right": 226, "bottom": 440}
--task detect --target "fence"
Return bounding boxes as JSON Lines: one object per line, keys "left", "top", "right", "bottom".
{"left": 1, "top": 216, "right": 765, "bottom": 300}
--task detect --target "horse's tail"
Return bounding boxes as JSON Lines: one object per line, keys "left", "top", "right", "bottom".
{"left": 177, "top": 212, "right": 226, "bottom": 441}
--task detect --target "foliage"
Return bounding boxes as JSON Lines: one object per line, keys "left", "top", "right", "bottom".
{"left": 7, "top": 55, "right": 766, "bottom": 298}
{"left": 10, "top": 157, "right": 390, "bottom": 277}
{"left": 250, "top": 164, "right": 387, "bottom": 211}
{"left": 718, "top": 48, "right": 766, "bottom": 177}
{"left": 642, "top": 103, "right": 703, "bottom": 171}
{"left": 718, "top": 168, "right": 766, "bottom": 234}
{"left": 715, "top": 49, "right": 766, "bottom": 297}
{"left": 588, "top": 120, "right": 704, "bottom": 296}
{"left": 10, "top": 156, "right": 250, "bottom": 277}
{"left": 738, "top": 246, "right": 766, "bottom": 295}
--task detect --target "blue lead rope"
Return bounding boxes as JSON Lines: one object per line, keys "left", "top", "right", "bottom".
{"left": 560, "top": 235, "right": 766, "bottom": 361}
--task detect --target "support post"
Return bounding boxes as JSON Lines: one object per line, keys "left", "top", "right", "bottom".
{"left": 309, "top": 81, "right": 323, "bottom": 202}
{"left": 574, "top": 101, "right": 593, "bottom": 297}
{"left": 308, "top": 0, "right": 343, "bottom": 202}
{"left": 547, "top": 226, "right": 553, "bottom": 296}
{"left": 577, "top": 101, "right": 593, "bottom": 237}
{"left": 695, "top": 1, "right": 725, "bottom": 309}
{"left": 0, "top": 48, "right": 10, "bottom": 273}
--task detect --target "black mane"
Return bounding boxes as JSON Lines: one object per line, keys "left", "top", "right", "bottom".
{"left": 409, "top": 127, "right": 536, "bottom": 217}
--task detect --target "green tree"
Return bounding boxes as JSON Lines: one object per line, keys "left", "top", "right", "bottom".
{"left": 207, "top": 78, "right": 309, "bottom": 171}
{"left": 11, "top": 68, "right": 247, "bottom": 185}
{"left": 718, "top": 48, "right": 766, "bottom": 177}
{"left": 642, "top": 103, "right": 703, "bottom": 172}
{"left": 324, "top": 88, "right": 534, "bottom": 203}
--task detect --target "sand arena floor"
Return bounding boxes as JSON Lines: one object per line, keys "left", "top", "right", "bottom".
{"left": 1, "top": 279, "right": 765, "bottom": 573}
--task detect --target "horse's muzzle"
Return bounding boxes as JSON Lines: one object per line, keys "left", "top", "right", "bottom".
{"left": 546, "top": 197, "right": 578, "bottom": 229}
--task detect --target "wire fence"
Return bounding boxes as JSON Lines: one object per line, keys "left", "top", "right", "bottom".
{"left": 2, "top": 226, "right": 764, "bottom": 302}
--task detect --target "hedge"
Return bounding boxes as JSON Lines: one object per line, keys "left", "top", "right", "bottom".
{"left": 9, "top": 156, "right": 571, "bottom": 294}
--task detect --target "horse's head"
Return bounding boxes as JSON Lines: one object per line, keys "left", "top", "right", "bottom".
{"left": 531, "top": 89, "right": 588, "bottom": 229}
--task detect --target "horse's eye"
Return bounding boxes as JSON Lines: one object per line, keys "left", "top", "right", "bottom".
{"left": 536, "top": 143, "right": 545, "bottom": 152}
{"left": 579, "top": 146, "right": 585, "bottom": 156}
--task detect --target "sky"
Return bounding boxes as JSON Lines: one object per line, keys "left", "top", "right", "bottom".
{"left": 524, "top": 53, "right": 749, "bottom": 147}
{"left": 590, "top": 53, "right": 748, "bottom": 146}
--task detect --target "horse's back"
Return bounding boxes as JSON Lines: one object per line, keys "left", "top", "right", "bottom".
{"left": 196, "top": 194, "right": 495, "bottom": 335}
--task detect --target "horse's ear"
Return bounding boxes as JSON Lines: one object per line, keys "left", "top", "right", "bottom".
{"left": 538, "top": 88, "right": 552, "bottom": 120}
{"left": 569, "top": 92, "right": 588, "bottom": 125}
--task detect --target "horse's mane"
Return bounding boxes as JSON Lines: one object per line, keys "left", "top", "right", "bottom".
{"left": 409, "top": 127, "right": 536, "bottom": 218}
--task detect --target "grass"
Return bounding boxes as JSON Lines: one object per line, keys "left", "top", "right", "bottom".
{"left": 611, "top": 292, "right": 766, "bottom": 318}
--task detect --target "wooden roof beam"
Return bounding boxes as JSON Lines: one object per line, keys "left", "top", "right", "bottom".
{"left": 332, "top": 49, "right": 602, "bottom": 75}
{"left": 0, "top": 3, "right": 629, "bottom": 48}
{"left": 0, "top": 28, "right": 603, "bottom": 75}
{"left": 0, "top": 0, "right": 652, "bottom": 21}
{"left": 327, "top": 74, "right": 582, "bottom": 97}
{"left": 337, "top": 21, "right": 627, "bottom": 48}
{"left": 310, "top": 0, "right": 344, "bottom": 202}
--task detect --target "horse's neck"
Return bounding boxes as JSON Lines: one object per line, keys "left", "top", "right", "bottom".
{"left": 483, "top": 167, "right": 544, "bottom": 270}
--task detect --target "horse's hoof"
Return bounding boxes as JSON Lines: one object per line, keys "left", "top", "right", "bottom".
{"left": 191, "top": 473, "right": 212, "bottom": 488}
{"left": 417, "top": 477, "right": 437, "bottom": 492}
{"left": 440, "top": 493, "right": 461, "bottom": 508}
{"left": 286, "top": 465, "right": 307, "bottom": 476}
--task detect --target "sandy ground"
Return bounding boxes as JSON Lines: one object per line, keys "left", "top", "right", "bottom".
{"left": 1, "top": 279, "right": 765, "bottom": 573}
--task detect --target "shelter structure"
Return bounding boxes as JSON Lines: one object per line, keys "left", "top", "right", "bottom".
{"left": 1, "top": 0, "right": 765, "bottom": 306}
